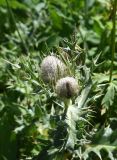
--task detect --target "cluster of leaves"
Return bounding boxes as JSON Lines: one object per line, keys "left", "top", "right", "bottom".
{"left": 0, "top": 0, "right": 117, "bottom": 160}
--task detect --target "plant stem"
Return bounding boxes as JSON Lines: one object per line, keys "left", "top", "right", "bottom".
{"left": 84, "top": 0, "right": 88, "bottom": 28}
{"left": 109, "top": 0, "right": 117, "bottom": 82}
{"left": 62, "top": 99, "right": 72, "bottom": 120}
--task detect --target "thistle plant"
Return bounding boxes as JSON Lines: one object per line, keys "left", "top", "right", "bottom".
{"left": 1, "top": 0, "right": 117, "bottom": 160}
{"left": 40, "top": 55, "right": 67, "bottom": 83}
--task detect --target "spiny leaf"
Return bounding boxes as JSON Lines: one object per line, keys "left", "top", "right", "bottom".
{"left": 82, "top": 144, "right": 116, "bottom": 160}
{"left": 66, "top": 106, "right": 77, "bottom": 149}
{"left": 76, "top": 82, "right": 92, "bottom": 109}
{"left": 93, "top": 73, "right": 109, "bottom": 84}
{"left": 102, "top": 81, "right": 117, "bottom": 109}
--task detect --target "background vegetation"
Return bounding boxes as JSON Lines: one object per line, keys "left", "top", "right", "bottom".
{"left": 0, "top": 0, "right": 117, "bottom": 159}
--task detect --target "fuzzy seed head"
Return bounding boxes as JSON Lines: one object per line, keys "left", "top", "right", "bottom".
{"left": 41, "top": 56, "right": 67, "bottom": 83}
{"left": 56, "top": 77, "right": 79, "bottom": 99}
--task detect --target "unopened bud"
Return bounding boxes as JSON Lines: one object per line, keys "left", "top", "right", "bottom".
{"left": 56, "top": 77, "right": 79, "bottom": 99}
{"left": 40, "top": 56, "right": 67, "bottom": 83}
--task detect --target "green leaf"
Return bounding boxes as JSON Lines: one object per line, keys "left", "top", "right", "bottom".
{"left": 0, "top": 0, "right": 27, "bottom": 9}
{"left": 93, "top": 73, "right": 109, "bottom": 84}
{"left": 76, "top": 82, "right": 92, "bottom": 109}
{"left": 66, "top": 106, "right": 77, "bottom": 149}
{"left": 102, "top": 82, "right": 117, "bottom": 109}
{"left": 82, "top": 144, "right": 116, "bottom": 160}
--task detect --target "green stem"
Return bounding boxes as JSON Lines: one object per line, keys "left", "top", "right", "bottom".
{"left": 109, "top": 0, "right": 117, "bottom": 82}
{"left": 62, "top": 99, "right": 72, "bottom": 120}
{"left": 5, "top": 0, "right": 29, "bottom": 55}
{"left": 84, "top": 0, "right": 88, "bottom": 28}
{"left": 64, "top": 99, "right": 72, "bottom": 108}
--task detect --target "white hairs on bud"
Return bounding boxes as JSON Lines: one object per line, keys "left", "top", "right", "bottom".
{"left": 41, "top": 56, "right": 67, "bottom": 83}
{"left": 56, "top": 77, "right": 79, "bottom": 98}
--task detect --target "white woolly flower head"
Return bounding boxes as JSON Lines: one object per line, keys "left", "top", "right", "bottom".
{"left": 41, "top": 55, "right": 67, "bottom": 83}
{"left": 56, "top": 77, "right": 79, "bottom": 99}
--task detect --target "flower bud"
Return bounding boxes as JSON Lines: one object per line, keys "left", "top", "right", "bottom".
{"left": 40, "top": 56, "right": 67, "bottom": 83}
{"left": 56, "top": 77, "right": 79, "bottom": 99}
